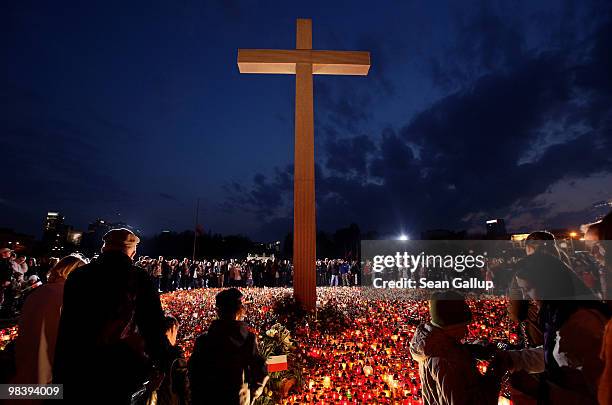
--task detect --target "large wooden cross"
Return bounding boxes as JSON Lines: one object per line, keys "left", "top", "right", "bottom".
{"left": 238, "top": 19, "right": 370, "bottom": 309}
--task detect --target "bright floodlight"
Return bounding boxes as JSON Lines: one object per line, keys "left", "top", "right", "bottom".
{"left": 398, "top": 234, "right": 409, "bottom": 241}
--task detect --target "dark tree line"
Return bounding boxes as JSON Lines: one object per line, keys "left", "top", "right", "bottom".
{"left": 124, "top": 223, "right": 375, "bottom": 260}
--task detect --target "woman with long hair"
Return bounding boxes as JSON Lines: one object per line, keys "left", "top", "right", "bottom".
{"left": 13, "top": 254, "right": 87, "bottom": 387}
{"left": 502, "top": 252, "right": 609, "bottom": 404}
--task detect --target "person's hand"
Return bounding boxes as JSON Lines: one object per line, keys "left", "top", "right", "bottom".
{"left": 251, "top": 376, "right": 269, "bottom": 403}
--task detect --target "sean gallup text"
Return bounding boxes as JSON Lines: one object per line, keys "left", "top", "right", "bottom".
{"left": 372, "top": 277, "right": 494, "bottom": 290}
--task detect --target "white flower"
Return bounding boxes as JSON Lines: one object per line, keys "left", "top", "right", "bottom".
{"left": 266, "top": 329, "right": 278, "bottom": 337}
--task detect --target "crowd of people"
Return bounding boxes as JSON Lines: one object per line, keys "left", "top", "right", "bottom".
{"left": 134, "top": 256, "right": 295, "bottom": 291}
{"left": 361, "top": 236, "right": 608, "bottom": 301}
{"left": 0, "top": 229, "right": 269, "bottom": 404}
{"left": 317, "top": 259, "right": 361, "bottom": 287}
{"left": 0, "top": 255, "right": 359, "bottom": 321}
{"left": 131, "top": 257, "right": 361, "bottom": 293}
{"left": 0, "top": 249, "right": 60, "bottom": 319}
{"left": 0, "top": 210, "right": 611, "bottom": 404}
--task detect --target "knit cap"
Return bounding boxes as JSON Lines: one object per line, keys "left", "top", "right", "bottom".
{"left": 429, "top": 290, "right": 472, "bottom": 328}
{"left": 102, "top": 228, "right": 140, "bottom": 250}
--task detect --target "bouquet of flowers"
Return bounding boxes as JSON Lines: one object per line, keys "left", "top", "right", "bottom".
{"left": 259, "top": 323, "right": 293, "bottom": 358}
{"left": 254, "top": 323, "right": 304, "bottom": 405}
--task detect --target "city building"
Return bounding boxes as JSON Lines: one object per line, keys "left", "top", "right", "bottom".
{"left": 40, "top": 211, "right": 86, "bottom": 254}
{"left": 42, "top": 211, "right": 67, "bottom": 253}
{"left": 43, "top": 211, "right": 64, "bottom": 233}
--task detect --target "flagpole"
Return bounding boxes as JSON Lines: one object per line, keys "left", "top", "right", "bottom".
{"left": 192, "top": 198, "right": 200, "bottom": 261}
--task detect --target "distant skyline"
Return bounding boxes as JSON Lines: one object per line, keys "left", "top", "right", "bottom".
{"left": 3, "top": 0, "right": 612, "bottom": 239}
{"left": 8, "top": 199, "right": 612, "bottom": 241}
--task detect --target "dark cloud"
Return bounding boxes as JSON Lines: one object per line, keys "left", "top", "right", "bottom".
{"left": 315, "top": 80, "right": 372, "bottom": 135}
{"left": 427, "top": 1, "right": 605, "bottom": 92}
{"left": 428, "top": 6, "right": 525, "bottom": 90}
{"left": 222, "top": 165, "right": 293, "bottom": 218}
{"left": 313, "top": 28, "right": 401, "bottom": 139}
{"left": 325, "top": 134, "right": 377, "bottom": 176}
{"left": 354, "top": 34, "right": 398, "bottom": 97}
{"left": 224, "top": 10, "right": 612, "bottom": 237}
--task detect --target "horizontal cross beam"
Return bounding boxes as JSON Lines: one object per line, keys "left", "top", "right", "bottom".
{"left": 237, "top": 49, "right": 370, "bottom": 75}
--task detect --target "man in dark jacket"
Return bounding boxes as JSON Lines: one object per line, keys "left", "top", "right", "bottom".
{"left": 189, "top": 288, "right": 268, "bottom": 405}
{"left": 53, "top": 228, "right": 171, "bottom": 404}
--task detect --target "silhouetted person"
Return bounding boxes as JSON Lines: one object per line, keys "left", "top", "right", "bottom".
{"left": 157, "top": 315, "right": 190, "bottom": 405}
{"left": 14, "top": 255, "right": 86, "bottom": 391}
{"left": 189, "top": 288, "right": 267, "bottom": 405}
{"left": 53, "top": 228, "right": 170, "bottom": 404}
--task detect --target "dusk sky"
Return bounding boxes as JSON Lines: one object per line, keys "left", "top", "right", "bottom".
{"left": 3, "top": 0, "right": 611, "bottom": 240}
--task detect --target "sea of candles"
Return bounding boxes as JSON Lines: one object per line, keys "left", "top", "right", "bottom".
{"left": 159, "top": 287, "right": 518, "bottom": 404}
{"left": 0, "top": 287, "right": 518, "bottom": 404}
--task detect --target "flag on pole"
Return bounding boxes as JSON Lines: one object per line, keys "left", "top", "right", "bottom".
{"left": 266, "top": 355, "right": 288, "bottom": 372}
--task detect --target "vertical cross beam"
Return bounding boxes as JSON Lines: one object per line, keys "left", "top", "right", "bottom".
{"left": 238, "top": 18, "right": 369, "bottom": 309}
{"left": 293, "top": 19, "right": 316, "bottom": 310}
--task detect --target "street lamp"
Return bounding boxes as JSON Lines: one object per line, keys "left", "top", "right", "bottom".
{"left": 398, "top": 234, "right": 409, "bottom": 241}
